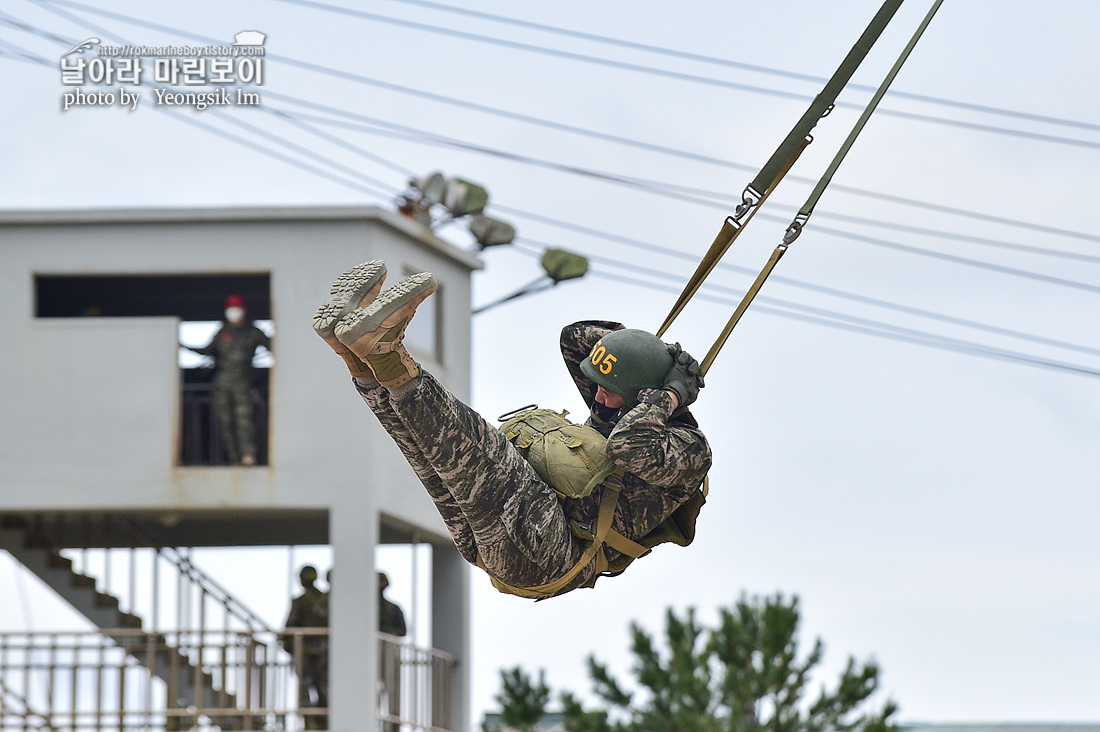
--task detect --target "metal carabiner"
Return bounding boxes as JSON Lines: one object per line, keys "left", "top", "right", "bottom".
{"left": 783, "top": 214, "right": 809, "bottom": 245}
{"left": 734, "top": 186, "right": 762, "bottom": 220}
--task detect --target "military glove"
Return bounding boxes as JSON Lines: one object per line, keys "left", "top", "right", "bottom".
{"left": 662, "top": 343, "right": 704, "bottom": 408}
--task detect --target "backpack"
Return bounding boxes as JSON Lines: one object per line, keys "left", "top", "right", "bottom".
{"left": 498, "top": 406, "right": 615, "bottom": 500}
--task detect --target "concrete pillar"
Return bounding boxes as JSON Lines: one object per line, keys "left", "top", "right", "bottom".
{"left": 328, "top": 497, "right": 378, "bottom": 731}
{"left": 432, "top": 544, "right": 471, "bottom": 732}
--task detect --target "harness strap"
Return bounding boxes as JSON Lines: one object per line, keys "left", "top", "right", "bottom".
{"left": 479, "top": 479, "right": 622, "bottom": 599}
{"left": 604, "top": 529, "right": 649, "bottom": 559}
{"left": 700, "top": 243, "right": 787, "bottom": 375}
{"left": 657, "top": 0, "right": 903, "bottom": 340}
{"left": 663, "top": 0, "right": 944, "bottom": 377}
{"left": 701, "top": 1, "right": 944, "bottom": 375}
{"left": 747, "top": 0, "right": 904, "bottom": 199}
{"left": 656, "top": 142, "right": 807, "bottom": 341}
{"left": 789, "top": 0, "right": 946, "bottom": 238}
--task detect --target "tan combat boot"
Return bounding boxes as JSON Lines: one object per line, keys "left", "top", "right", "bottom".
{"left": 334, "top": 272, "right": 437, "bottom": 389}
{"left": 312, "top": 260, "right": 388, "bottom": 378}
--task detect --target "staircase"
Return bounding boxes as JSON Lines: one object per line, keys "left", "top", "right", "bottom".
{"left": 0, "top": 514, "right": 269, "bottom": 730}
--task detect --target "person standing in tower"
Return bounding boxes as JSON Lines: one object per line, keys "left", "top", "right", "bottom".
{"left": 183, "top": 294, "right": 271, "bottom": 465}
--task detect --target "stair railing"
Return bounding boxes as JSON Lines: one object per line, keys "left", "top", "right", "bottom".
{"left": 44, "top": 514, "right": 272, "bottom": 638}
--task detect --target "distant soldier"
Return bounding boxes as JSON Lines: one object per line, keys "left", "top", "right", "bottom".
{"left": 183, "top": 294, "right": 271, "bottom": 465}
{"left": 377, "top": 572, "right": 407, "bottom": 732}
{"left": 284, "top": 565, "right": 328, "bottom": 729}
{"left": 313, "top": 261, "right": 711, "bottom": 600}
{"left": 377, "top": 572, "right": 407, "bottom": 637}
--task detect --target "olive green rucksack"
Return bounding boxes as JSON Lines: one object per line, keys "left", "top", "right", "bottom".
{"left": 499, "top": 406, "right": 615, "bottom": 499}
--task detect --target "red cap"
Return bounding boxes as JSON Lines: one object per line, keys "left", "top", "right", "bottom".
{"left": 224, "top": 294, "right": 246, "bottom": 309}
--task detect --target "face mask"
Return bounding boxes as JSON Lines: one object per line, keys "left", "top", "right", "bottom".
{"left": 225, "top": 307, "right": 245, "bottom": 323}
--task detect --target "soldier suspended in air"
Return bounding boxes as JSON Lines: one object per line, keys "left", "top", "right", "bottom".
{"left": 313, "top": 261, "right": 710, "bottom": 599}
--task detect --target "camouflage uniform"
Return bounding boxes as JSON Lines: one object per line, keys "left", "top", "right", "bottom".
{"left": 189, "top": 323, "right": 271, "bottom": 463}
{"left": 377, "top": 584, "right": 406, "bottom": 732}
{"left": 379, "top": 594, "right": 407, "bottom": 637}
{"left": 284, "top": 586, "right": 328, "bottom": 728}
{"left": 355, "top": 319, "right": 711, "bottom": 595}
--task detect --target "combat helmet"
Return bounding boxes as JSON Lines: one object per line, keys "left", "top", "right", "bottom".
{"left": 580, "top": 329, "right": 673, "bottom": 408}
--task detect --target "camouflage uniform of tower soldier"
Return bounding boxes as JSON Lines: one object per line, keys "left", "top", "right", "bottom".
{"left": 312, "top": 261, "right": 711, "bottom": 598}
{"left": 377, "top": 572, "right": 406, "bottom": 732}
{"left": 184, "top": 294, "right": 271, "bottom": 465}
{"left": 283, "top": 565, "right": 328, "bottom": 729}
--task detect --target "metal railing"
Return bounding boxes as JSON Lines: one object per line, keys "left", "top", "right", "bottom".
{"left": 179, "top": 380, "right": 269, "bottom": 466}
{"left": 0, "top": 630, "right": 456, "bottom": 732}
{"left": 44, "top": 514, "right": 271, "bottom": 636}
{"left": 378, "top": 633, "right": 456, "bottom": 732}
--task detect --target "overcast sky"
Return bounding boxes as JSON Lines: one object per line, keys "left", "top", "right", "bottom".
{"left": 1, "top": 0, "right": 1098, "bottom": 725}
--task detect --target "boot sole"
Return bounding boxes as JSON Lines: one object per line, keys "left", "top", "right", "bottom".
{"left": 312, "top": 260, "right": 387, "bottom": 339}
{"left": 334, "top": 273, "right": 437, "bottom": 348}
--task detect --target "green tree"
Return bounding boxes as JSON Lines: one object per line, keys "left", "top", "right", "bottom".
{"left": 495, "top": 594, "right": 898, "bottom": 732}
{"left": 484, "top": 667, "right": 552, "bottom": 732}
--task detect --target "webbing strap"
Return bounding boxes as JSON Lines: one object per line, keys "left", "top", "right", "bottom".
{"left": 480, "top": 480, "right": 622, "bottom": 599}
{"left": 604, "top": 528, "right": 649, "bottom": 559}
{"left": 700, "top": 0, "right": 945, "bottom": 375}
{"left": 656, "top": 141, "right": 807, "bottom": 339}
{"left": 793, "top": 0, "right": 946, "bottom": 228}
{"left": 700, "top": 244, "right": 786, "bottom": 375}
{"left": 748, "top": 0, "right": 904, "bottom": 197}
{"left": 657, "top": 0, "right": 903, "bottom": 340}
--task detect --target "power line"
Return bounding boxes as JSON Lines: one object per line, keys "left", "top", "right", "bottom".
{"left": 210, "top": 108, "right": 406, "bottom": 196}
{"left": 24, "top": 0, "right": 1100, "bottom": 245}
{"left": 252, "top": 101, "right": 1099, "bottom": 294}
{"left": 265, "top": 109, "right": 419, "bottom": 180}
{"left": 498, "top": 204, "right": 1100, "bottom": 298}
{"left": 0, "top": 35, "right": 47, "bottom": 64}
{"left": 146, "top": 110, "right": 398, "bottom": 203}
{"left": 587, "top": 266, "right": 1100, "bottom": 379}
{"left": 18, "top": 3, "right": 1095, "bottom": 270}
{"left": 4, "top": 15, "right": 1094, "bottom": 380}
{"left": 275, "top": 105, "right": 1100, "bottom": 266}
{"left": 10, "top": 9, "right": 1100, "bottom": 323}
{"left": 508, "top": 244, "right": 1099, "bottom": 379}
{"left": 497, "top": 205, "right": 1100, "bottom": 347}
{"left": 385, "top": 0, "right": 1100, "bottom": 135}
{"left": 511, "top": 240, "right": 1100, "bottom": 359}
{"left": 0, "top": 23, "right": 397, "bottom": 204}
{"left": 269, "top": 0, "right": 1100, "bottom": 150}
